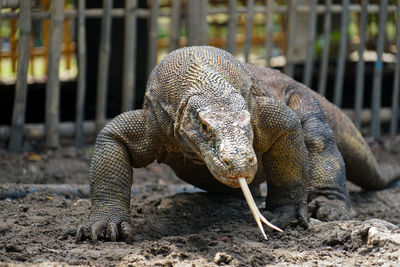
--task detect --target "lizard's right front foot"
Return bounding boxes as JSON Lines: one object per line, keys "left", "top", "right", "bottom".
{"left": 75, "top": 211, "right": 133, "bottom": 243}
{"left": 308, "top": 195, "right": 351, "bottom": 221}
{"left": 263, "top": 202, "right": 309, "bottom": 230}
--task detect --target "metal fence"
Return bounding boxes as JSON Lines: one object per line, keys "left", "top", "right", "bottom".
{"left": 0, "top": 0, "right": 399, "bottom": 151}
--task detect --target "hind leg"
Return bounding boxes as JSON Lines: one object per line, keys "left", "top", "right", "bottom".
{"left": 287, "top": 90, "right": 351, "bottom": 221}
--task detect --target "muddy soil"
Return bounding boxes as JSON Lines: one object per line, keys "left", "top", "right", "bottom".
{"left": 0, "top": 136, "right": 400, "bottom": 266}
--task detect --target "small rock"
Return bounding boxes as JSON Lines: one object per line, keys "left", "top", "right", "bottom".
{"left": 214, "top": 252, "right": 233, "bottom": 265}
{"left": 27, "top": 164, "right": 39, "bottom": 174}
{"left": 18, "top": 205, "right": 29, "bottom": 212}
{"left": 157, "top": 198, "right": 174, "bottom": 210}
{"left": 309, "top": 218, "right": 322, "bottom": 225}
{"left": 185, "top": 234, "right": 208, "bottom": 251}
{"left": 25, "top": 152, "right": 42, "bottom": 161}
{"left": 368, "top": 226, "right": 400, "bottom": 247}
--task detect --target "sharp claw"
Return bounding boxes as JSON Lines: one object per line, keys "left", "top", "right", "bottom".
{"left": 238, "top": 177, "right": 283, "bottom": 240}
{"left": 109, "top": 222, "right": 118, "bottom": 241}
{"left": 91, "top": 221, "right": 106, "bottom": 243}
{"left": 75, "top": 225, "right": 84, "bottom": 243}
{"left": 91, "top": 227, "right": 98, "bottom": 243}
{"left": 121, "top": 221, "right": 133, "bottom": 240}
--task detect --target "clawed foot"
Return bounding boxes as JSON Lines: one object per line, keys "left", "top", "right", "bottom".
{"left": 308, "top": 195, "right": 351, "bottom": 221}
{"left": 262, "top": 203, "right": 309, "bottom": 230}
{"left": 75, "top": 213, "right": 133, "bottom": 243}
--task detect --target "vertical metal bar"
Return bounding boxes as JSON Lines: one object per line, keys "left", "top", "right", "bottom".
{"left": 45, "top": 0, "right": 65, "bottom": 148}
{"left": 9, "top": 0, "right": 31, "bottom": 151}
{"left": 244, "top": 0, "right": 254, "bottom": 63}
{"left": 227, "top": 0, "right": 237, "bottom": 54}
{"left": 333, "top": 0, "right": 350, "bottom": 107}
{"left": 0, "top": 1, "right": 2, "bottom": 76}
{"left": 122, "top": 0, "right": 137, "bottom": 112}
{"left": 303, "top": 0, "right": 317, "bottom": 86}
{"left": 317, "top": 0, "right": 332, "bottom": 96}
{"left": 147, "top": 0, "right": 159, "bottom": 77}
{"left": 95, "top": 0, "right": 113, "bottom": 133}
{"left": 0, "top": 1, "right": 2, "bottom": 33}
{"left": 186, "top": 0, "right": 196, "bottom": 46}
{"left": 169, "top": 0, "right": 181, "bottom": 52}
{"left": 265, "top": 0, "right": 274, "bottom": 67}
{"left": 198, "top": 0, "right": 209, "bottom": 46}
{"left": 284, "top": 1, "right": 297, "bottom": 77}
{"left": 390, "top": 1, "right": 400, "bottom": 134}
{"left": 75, "top": 0, "right": 87, "bottom": 148}
{"left": 370, "top": 0, "right": 387, "bottom": 138}
{"left": 354, "top": 0, "right": 368, "bottom": 129}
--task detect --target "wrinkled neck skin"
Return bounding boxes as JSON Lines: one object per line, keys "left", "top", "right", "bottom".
{"left": 176, "top": 85, "right": 258, "bottom": 188}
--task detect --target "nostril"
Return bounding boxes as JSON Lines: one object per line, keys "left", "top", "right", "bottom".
{"left": 222, "top": 157, "right": 233, "bottom": 168}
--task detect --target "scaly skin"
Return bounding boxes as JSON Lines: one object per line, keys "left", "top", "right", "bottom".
{"left": 76, "top": 46, "right": 400, "bottom": 242}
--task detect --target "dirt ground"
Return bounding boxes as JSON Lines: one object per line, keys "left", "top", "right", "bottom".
{"left": 1, "top": 136, "right": 400, "bottom": 266}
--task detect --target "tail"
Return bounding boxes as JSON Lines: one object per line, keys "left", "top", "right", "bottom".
{"left": 311, "top": 92, "right": 400, "bottom": 190}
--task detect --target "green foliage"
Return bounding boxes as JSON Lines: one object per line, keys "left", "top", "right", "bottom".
{"left": 368, "top": 14, "right": 378, "bottom": 38}
{"left": 1, "top": 20, "right": 10, "bottom": 38}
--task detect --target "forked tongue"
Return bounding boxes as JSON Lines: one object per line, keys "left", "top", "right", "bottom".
{"left": 238, "top": 177, "right": 283, "bottom": 240}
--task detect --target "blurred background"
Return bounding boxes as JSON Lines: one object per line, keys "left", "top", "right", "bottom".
{"left": 0, "top": 0, "right": 399, "bottom": 151}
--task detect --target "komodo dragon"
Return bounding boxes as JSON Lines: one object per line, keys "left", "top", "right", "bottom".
{"left": 76, "top": 46, "right": 400, "bottom": 242}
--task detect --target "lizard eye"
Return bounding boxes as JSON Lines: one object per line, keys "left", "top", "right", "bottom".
{"left": 200, "top": 121, "right": 209, "bottom": 133}
{"left": 198, "top": 111, "right": 212, "bottom": 135}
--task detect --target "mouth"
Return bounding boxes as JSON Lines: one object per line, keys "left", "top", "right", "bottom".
{"left": 215, "top": 175, "right": 253, "bottom": 188}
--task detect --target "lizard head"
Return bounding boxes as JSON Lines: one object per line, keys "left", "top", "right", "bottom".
{"left": 178, "top": 95, "right": 257, "bottom": 188}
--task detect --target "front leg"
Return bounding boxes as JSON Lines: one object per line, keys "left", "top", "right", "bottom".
{"left": 252, "top": 97, "right": 309, "bottom": 228}
{"left": 76, "top": 110, "right": 162, "bottom": 242}
{"left": 286, "top": 89, "right": 351, "bottom": 221}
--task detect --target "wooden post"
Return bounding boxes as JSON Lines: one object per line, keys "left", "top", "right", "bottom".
{"left": 45, "top": 0, "right": 65, "bottom": 148}
{"left": 354, "top": 0, "right": 368, "bottom": 129}
{"left": 244, "top": 0, "right": 254, "bottom": 63}
{"left": 370, "top": 0, "right": 387, "bottom": 138}
{"left": 9, "top": 0, "right": 31, "bottom": 151}
{"left": 147, "top": 0, "right": 159, "bottom": 77}
{"left": 390, "top": 1, "right": 400, "bottom": 134}
{"left": 333, "top": 0, "right": 349, "bottom": 108}
{"left": 284, "top": 1, "right": 297, "bottom": 77}
{"left": 317, "top": 0, "right": 332, "bottom": 96}
{"left": 227, "top": 0, "right": 237, "bottom": 54}
{"left": 122, "top": 0, "right": 137, "bottom": 112}
{"left": 75, "top": 0, "right": 87, "bottom": 148}
{"left": 169, "top": 0, "right": 181, "bottom": 52}
{"left": 265, "top": 0, "right": 274, "bottom": 67}
{"left": 95, "top": 0, "right": 113, "bottom": 133}
{"left": 302, "top": 0, "right": 317, "bottom": 87}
